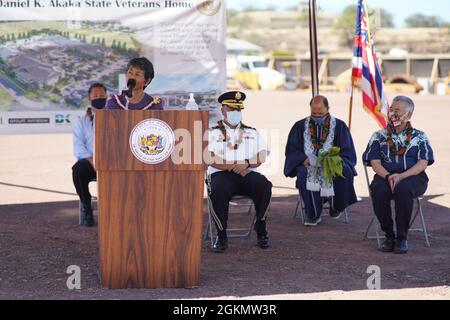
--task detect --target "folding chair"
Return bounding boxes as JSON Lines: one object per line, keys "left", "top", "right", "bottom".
{"left": 203, "top": 175, "right": 257, "bottom": 248}
{"left": 362, "top": 163, "right": 431, "bottom": 247}
{"left": 293, "top": 195, "right": 349, "bottom": 224}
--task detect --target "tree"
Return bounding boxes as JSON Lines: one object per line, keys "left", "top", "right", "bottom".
{"left": 405, "top": 14, "right": 443, "bottom": 27}
{"left": 128, "top": 48, "right": 138, "bottom": 57}
{"left": 334, "top": 5, "right": 394, "bottom": 48}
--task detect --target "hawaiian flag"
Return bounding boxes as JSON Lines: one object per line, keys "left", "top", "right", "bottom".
{"left": 352, "top": 0, "right": 389, "bottom": 128}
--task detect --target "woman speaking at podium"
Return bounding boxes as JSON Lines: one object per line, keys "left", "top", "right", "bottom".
{"left": 105, "top": 57, "right": 163, "bottom": 110}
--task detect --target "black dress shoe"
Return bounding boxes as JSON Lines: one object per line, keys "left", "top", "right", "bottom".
{"left": 257, "top": 235, "right": 270, "bottom": 249}
{"left": 378, "top": 238, "right": 395, "bottom": 252}
{"left": 212, "top": 236, "right": 228, "bottom": 253}
{"left": 394, "top": 240, "right": 408, "bottom": 254}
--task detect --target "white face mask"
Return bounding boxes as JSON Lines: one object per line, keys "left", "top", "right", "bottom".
{"left": 226, "top": 111, "right": 242, "bottom": 126}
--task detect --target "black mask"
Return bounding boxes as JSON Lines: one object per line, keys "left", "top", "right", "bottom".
{"left": 91, "top": 98, "right": 107, "bottom": 109}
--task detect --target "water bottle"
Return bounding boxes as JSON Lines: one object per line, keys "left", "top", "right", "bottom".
{"left": 185, "top": 93, "right": 199, "bottom": 110}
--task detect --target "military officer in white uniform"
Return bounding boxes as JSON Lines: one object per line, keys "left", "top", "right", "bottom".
{"left": 207, "top": 91, "right": 272, "bottom": 252}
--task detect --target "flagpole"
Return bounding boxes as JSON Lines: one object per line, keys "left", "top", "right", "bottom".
{"left": 348, "top": 82, "right": 354, "bottom": 131}
{"left": 309, "top": 0, "right": 319, "bottom": 97}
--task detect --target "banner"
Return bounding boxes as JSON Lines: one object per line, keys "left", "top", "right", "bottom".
{"left": 0, "top": 0, "right": 226, "bottom": 134}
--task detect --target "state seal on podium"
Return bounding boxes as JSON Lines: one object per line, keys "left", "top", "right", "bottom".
{"left": 129, "top": 119, "right": 175, "bottom": 164}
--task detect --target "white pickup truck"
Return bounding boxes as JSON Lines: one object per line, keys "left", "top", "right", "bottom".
{"left": 234, "top": 55, "right": 286, "bottom": 90}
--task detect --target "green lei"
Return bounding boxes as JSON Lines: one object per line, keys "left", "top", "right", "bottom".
{"left": 386, "top": 121, "right": 414, "bottom": 156}
{"left": 314, "top": 146, "right": 345, "bottom": 184}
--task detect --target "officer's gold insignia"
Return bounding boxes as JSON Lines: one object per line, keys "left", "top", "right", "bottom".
{"left": 235, "top": 92, "right": 242, "bottom": 101}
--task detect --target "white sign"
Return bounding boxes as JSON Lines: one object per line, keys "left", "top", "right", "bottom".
{"left": 0, "top": 0, "right": 226, "bottom": 134}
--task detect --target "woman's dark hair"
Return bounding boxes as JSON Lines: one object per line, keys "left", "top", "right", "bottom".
{"left": 127, "top": 57, "right": 155, "bottom": 83}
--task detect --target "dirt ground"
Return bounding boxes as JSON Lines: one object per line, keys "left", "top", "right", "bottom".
{"left": 0, "top": 91, "right": 449, "bottom": 299}
{"left": 0, "top": 196, "right": 449, "bottom": 300}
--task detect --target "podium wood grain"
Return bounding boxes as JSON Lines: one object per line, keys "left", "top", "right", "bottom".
{"left": 95, "top": 110, "right": 208, "bottom": 288}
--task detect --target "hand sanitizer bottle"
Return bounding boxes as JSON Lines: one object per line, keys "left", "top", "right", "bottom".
{"left": 185, "top": 93, "right": 199, "bottom": 110}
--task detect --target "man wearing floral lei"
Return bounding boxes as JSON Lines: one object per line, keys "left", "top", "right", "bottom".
{"left": 284, "top": 95, "right": 358, "bottom": 227}
{"left": 363, "top": 96, "right": 434, "bottom": 254}
{"left": 206, "top": 91, "right": 272, "bottom": 253}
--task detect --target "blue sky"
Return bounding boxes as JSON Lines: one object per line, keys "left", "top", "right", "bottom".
{"left": 227, "top": 0, "right": 450, "bottom": 27}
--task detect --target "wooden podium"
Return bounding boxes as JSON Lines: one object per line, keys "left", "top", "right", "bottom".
{"left": 94, "top": 110, "right": 208, "bottom": 288}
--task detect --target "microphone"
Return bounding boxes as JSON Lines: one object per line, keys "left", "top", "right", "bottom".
{"left": 122, "top": 79, "right": 136, "bottom": 98}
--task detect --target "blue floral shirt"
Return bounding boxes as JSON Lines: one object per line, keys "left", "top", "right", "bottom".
{"left": 362, "top": 126, "right": 434, "bottom": 173}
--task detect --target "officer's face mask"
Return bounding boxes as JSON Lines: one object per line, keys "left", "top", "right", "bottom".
{"left": 91, "top": 98, "right": 107, "bottom": 110}
{"left": 226, "top": 110, "right": 242, "bottom": 126}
